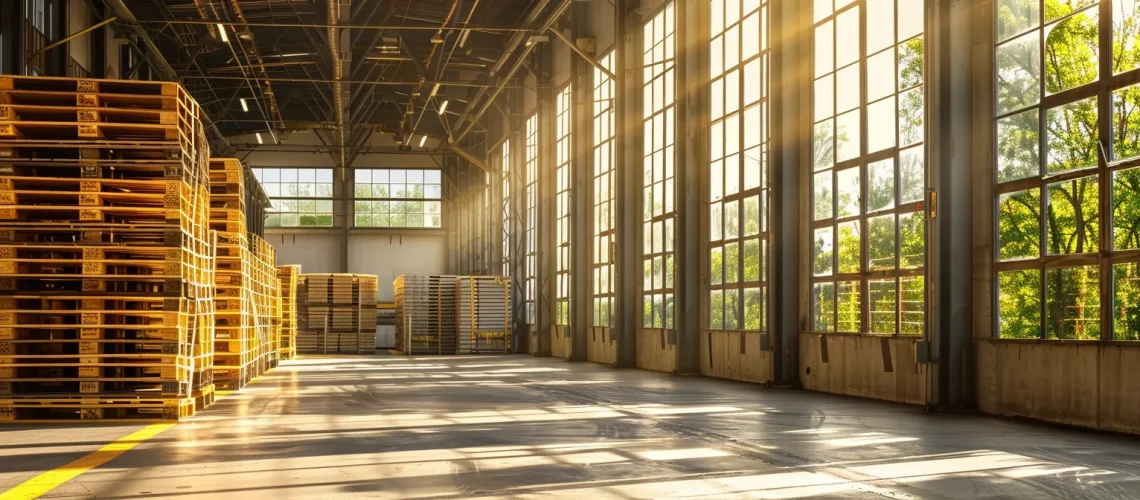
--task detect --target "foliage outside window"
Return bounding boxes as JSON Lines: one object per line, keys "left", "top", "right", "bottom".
{"left": 502, "top": 140, "right": 512, "bottom": 277}
{"left": 708, "top": 0, "right": 770, "bottom": 332}
{"left": 525, "top": 114, "right": 539, "bottom": 325}
{"left": 642, "top": 3, "right": 677, "bottom": 329}
{"left": 353, "top": 169, "right": 442, "bottom": 228}
{"left": 811, "top": 0, "right": 927, "bottom": 335}
{"left": 995, "top": 0, "right": 1140, "bottom": 340}
{"left": 593, "top": 53, "right": 617, "bottom": 327}
{"left": 253, "top": 167, "right": 334, "bottom": 227}
{"left": 555, "top": 86, "right": 573, "bottom": 325}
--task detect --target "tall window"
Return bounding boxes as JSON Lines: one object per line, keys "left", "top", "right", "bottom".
{"left": 555, "top": 86, "right": 573, "bottom": 325}
{"left": 593, "top": 53, "right": 617, "bottom": 327}
{"left": 811, "top": 0, "right": 927, "bottom": 335}
{"left": 353, "top": 169, "right": 443, "bottom": 228}
{"left": 642, "top": 3, "right": 677, "bottom": 329}
{"left": 253, "top": 167, "right": 334, "bottom": 227}
{"left": 525, "top": 114, "right": 539, "bottom": 325}
{"left": 994, "top": 0, "right": 1140, "bottom": 340}
{"left": 709, "top": 0, "right": 770, "bottom": 332}
{"left": 502, "top": 140, "right": 512, "bottom": 277}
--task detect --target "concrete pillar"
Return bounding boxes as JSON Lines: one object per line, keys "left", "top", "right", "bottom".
{"left": 535, "top": 46, "right": 555, "bottom": 357}
{"left": 614, "top": 0, "right": 641, "bottom": 368}
{"left": 675, "top": 0, "right": 706, "bottom": 375}
{"left": 569, "top": 4, "right": 591, "bottom": 361}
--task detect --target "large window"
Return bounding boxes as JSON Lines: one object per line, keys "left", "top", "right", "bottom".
{"left": 994, "top": 0, "right": 1140, "bottom": 340}
{"left": 708, "top": 0, "right": 770, "bottom": 332}
{"left": 555, "top": 86, "right": 573, "bottom": 325}
{"left": 811, "top": 0, "right": 927, "bottom": 335}
{"left": 353, "top": 169, "right": 442, "bottom": 228}
{"left": 593, "top": 53, "right": 617, "bottom": 328}
{"left": 642, "top": 3, "right": 677, "bottom": 329}
{"left": 253, "top": 167, "right": 334, "bottom": 227}
{"left": 525, "top": 114, "right": 539, "bottom": 325}
{"left": 501, "top": 140, "right": 512, "bottom": 277}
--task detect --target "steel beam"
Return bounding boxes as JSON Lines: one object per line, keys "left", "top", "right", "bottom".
{"left": 547, "top": 26, "right": 617, "bottom": 82}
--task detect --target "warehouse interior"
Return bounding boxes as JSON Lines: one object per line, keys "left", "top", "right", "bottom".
{"left": 2, "top": 0, "right": 1140, "bottom": 498}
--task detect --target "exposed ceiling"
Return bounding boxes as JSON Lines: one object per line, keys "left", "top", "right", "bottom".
{"left": 104, "top": 0, "right": 566, "bottom": 160}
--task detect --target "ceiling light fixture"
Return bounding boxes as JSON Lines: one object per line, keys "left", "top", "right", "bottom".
{"left": 240, "top": 98, "right": 249, "bottom": 112}
{"left": 430, "top": 34, "right": 444, "bottom": 44}
{"left": 217, "top": 24, "right": 229, "bottom": 43}
{"left": 255, "top": 132, "right": 263, "bottom": 144}
{"left": 438, "top": 100, "right": 449, "bottom": 115}
{"left": 419, "top": 135, "right": 427, "bottom": 148}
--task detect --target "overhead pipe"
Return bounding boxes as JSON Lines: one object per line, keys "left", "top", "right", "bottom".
{"left": 226, "top": 0, "right": 287, "bottom": 132}
{"left": 454, "top": 0, "right": 571, "bottom": 142}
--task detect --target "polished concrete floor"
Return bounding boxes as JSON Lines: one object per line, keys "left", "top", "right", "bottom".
{"left": 3, "top": 355, "right": 1140, "bottom": 499}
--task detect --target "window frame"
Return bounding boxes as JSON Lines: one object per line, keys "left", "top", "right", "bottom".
{"left": 253, "top": 167, "right": 335, "bottom": 228}
{"left": 592, "top": 52, "right": 617, "bottom": 328}
{"left": 351, "top": 168, "right": 443, "bottom": 229}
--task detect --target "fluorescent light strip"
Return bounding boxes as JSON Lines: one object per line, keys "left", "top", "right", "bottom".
{"left": 240, "top": 98, "right": 249, "bottom": 112}
{"left": 255, "top": 132, "right": 263, "bottom": 144}
{"left": 419, "top": 135, "right": 427, "bottom": 148}
{"left": 438, "top": 100, "right": 449, "bottom": 115}
{"left": 217, "top": 24, "right": 229, "bottom": 43}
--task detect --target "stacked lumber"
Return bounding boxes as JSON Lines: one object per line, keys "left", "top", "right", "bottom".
{"left": 276, "top": 264, "right": 299, "bottom": 361}
{"left": 0, "top": 76, "right": 215, "bottom": 421}
{"left": 394, "top": 275, "right": 457, "bottom": 355}
{"left": 456, "top": 276, "right": 512, "bottom": 354}
{"left": 297, "top": 273, "right": 377, "bottom": 354}
{"left": 209, "top": 229, "right": 250, "bottom": 390}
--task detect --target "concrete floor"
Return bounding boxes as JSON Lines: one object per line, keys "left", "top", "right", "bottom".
{"left": 3, "top": 355, "right": 1140, "bottom": 499}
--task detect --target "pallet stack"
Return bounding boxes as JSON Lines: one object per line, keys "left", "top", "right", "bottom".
{"left": 297, "top": 273, "right": 377, "bottom": 354}
{"left": 209, "top": 158, "right": 252, "bottom": 391}
{"left": 394, "top": 275, "right": 457, "bottom": 355}
{"left": 249, "top": 235, "right": 278, "bottom": 372}
{"left": 0, "top": 76, "right": 215, "bottom": 421}
{"left": 276, "top": 265, "right": 299, "bottom": 361}
{"left": 456, "top": 277, "right": 512, "bottom": 354}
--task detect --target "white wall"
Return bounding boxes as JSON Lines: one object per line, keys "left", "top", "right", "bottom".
{"left": 265, "top": 232, "right": 342, "bottom": 273}
{"left": 349, "top": 233, "right": 447, "bottom": 302}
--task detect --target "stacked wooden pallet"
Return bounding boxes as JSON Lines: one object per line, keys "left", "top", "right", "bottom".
{"left": 394, "top": 275, "right": 458, "bottom": 355}
{"left": 209, "top": 158, "right": 251, "bottom": 391}
{"left": 248, "top": 235, "right": 277, "bottom": 372}
{"left": 456, "top": 277, "right": 512, "bottom": 354}
{"left": 0, "top": 75, "right": 215, "bottom": 421}
{"left": 297, "top": 273, "right": 377, "bottom": 354}
{"left": 276, "top": 265, "right": 299, "bottom": 361}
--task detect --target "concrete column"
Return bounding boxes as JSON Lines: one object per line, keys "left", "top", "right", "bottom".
{"left": 535, "top": 46, "right": 555, "bottom": 356}
{"left": 614, "top": 0, "right": 641, "bottom": 368}
{"left": 569, "top": 5, "right": 590, "bottom": 361}
{"left": 675, "top": 0, "right": 707, "bottom": 376}
{"left": 770, "top": 0, "right": 808, "bottom": 386}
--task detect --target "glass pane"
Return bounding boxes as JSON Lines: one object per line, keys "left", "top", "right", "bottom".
{"left": 900, "top": 211, "right": 925, "bottom": 269}
{"left": 869, "top": 279, "right": 897, "bottom": 334}
{"left": 900, "top": 276, "right": 924, "bottom": 335}
{"left": 837, "top": 220, "right": 861, "bottom": 274}
{"left": 744, "top": 195, "right": 761, "bottom": 236}
{"left": 1044, "top": 7, "right": 1099, "bottom": 94}
{"left": 813, "top": 281, "right": 836, "bottom": 331}
{"left": 711, "top": 246, "right": 724, "bottom": 285}
{"left": 997, "top": 0, "right": 1039, "bottom": 42}
{"left": 836, "top": 110, "right": 860, "bottom": 162}
{"left": 1115, "top": 0, "right": 1140, "bottom": 74}
{"left": 1046, "top": 265, "right": 1101, "bottom": 340}
{"left": 1114, "top": 167, "right": 1140, "bottom": 250}
{"left": 867, "top": 49, "right": 895, "bottom": 102}
{"left": 1112, "top": 83, "right": 1140, "bottom": 161}
{"left": 898, "top": 36, "right": 924, "bottom": 90}
{"left": 999, "top": 188, "right": 1042, "bottom": 260}
{"left": 897, "top": 0, "right": 922, "bottom": 41}
{"left": 866, "top": 0, "right": 894, "bottom": 54}
{"left": 814, "top": 120, "right": 836, "bottom": 170}
{"left": 996, "top": 31, "right": 1041, "bottom": 115}
{"left": 835, "top": 7, "right": 860, "bottom": 68}
{"left": 710, "top": 289, "right": 724, "bottom": 329}
{"left": 1046, "top": 96, "right": 1098, "bottom": 174}
{"left": 836, "top": 65, "right": 860, "bottom": 113}
{"left": 814, "top": 226, "right": 835, "bottom": 276}
{"left": 997, "top": 108, "right": 1040, "bottom": 182}
{"left": 867, "top": 214, "right": 896, "bottom": 270}
{"left": 1114, "top": 262, "right": 1140, "bottom": 340}
{"left": 744, "top": 238, "right": 761, "bottom": 281}
{"left": 814, "top": 21, "right": 834, "bottom": 78}
{"left": 868, "top": 96, "right": 897, "bottom": 153}
{"left": 999, "top": 269, "right": 1042, "bottom": 338}
{"left": 899, "top": 146, "right": 925, "bottom": 203}
{"left": 1047, "top": 175, "right": 1099, "bottom": 255}
{"left": 899, "top": 87, "right": 924, "bottom": 147}
{"left": 725, "top": 242, "right": 740, "bottom": 284}
{"left": 837, "top": 280, "right": 861, "bottom": 332}
{"left": 725, "top": 289, "right": 740, "bottom": 329}
{"left": 744, "top": 287, "right": 762, "bottom": 330}
{"left": 867, "top": 159, "right": 895, "bottom": 212}
{"left": 814, "top": 171, "right": 833, "bottom": 220}
{"left": 836, "top": 167, "right": 860, "bottom": 217}
{"left": 815, "top": 75, "right": 834, "bottom": 121}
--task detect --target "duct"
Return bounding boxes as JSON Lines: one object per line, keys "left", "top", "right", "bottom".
{"left": 452, "top": 0, "right": 557, "bottom": 131}
{"left": 455, "top": 0, "right": 572, "bottom": 142}
{"left": 329, "top": 0, "right": 347, "bottom": 171}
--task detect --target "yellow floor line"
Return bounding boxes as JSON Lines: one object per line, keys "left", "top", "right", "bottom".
{"left": 0, "top": 423, "right": 174, "bottom": 500}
